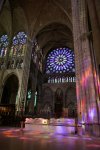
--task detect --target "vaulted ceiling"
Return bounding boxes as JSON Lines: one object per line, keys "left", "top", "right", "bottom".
{"left": 0, "top": 0, "right": 73, "bottom": 55}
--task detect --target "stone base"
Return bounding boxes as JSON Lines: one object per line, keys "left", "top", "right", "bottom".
{"left": 85, "top": 124, "right": 100, "bottom": 137}
{"left": 25, "top": 118, "right": 76, "bottom": 134}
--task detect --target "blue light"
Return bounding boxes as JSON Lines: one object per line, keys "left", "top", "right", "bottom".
{"left": 11, "top": 32, "right": 27, "bottom": 56}
{"left": 0, "top": 34, "right": 9, "bottom": 57}
{"left": 46, "top": 47, "right": 75, "bottom": 74}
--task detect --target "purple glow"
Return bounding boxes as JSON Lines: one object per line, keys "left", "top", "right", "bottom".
{"left": 90, "top": 110, "right": 94, "bottom": 120}
{"left": 46, "top": 47, "right": 75, "bottom": 74}
{"left": 89, "top": 109, "right": 95, "bottom": 122}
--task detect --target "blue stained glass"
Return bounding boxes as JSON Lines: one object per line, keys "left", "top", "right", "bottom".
{"left": 27, "top": 90, "right": 31, "bottom": 99}
{"left": 0, "top": 35, "right": 9, "bottom": 57}
{"left": 11, "top": 32, "right": 27, "bottom": 56}
{"left": 46, "top": 47, "right": 75, "bottom": 74}
{"left": 13, "top": 37, "right": 18, "bottom": 45}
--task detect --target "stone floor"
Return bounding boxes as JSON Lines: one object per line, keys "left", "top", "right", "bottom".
{"left": 0, "top": 125, "right": 100, "bottom": 150}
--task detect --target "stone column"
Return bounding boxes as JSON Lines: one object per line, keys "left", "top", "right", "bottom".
{"left": 87, "top": 0, "right": 100, "bottom": 124}
{"left": 79, "top": 0, "right": 99, "bottom": 136}
{"left": 71, "top": 0, "right": 100, "bottom": 136}
{"left": 18, "top": 39, "right": 33, "bottom": 113}
{"left": 52, "top": 91, "right": 55, "bottom": 116}
{"left": 71, "top": 0, "right": 87, "bottom": 127}
{"left": 28, "top": 76, "right": 35, "bottom": 114}
{"left": 37, "top": 84, "right": 42, "bottom": 114}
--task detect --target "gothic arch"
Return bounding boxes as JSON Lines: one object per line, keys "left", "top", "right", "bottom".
{"left": 55, "top": 88, "right": 63, "bottom": 117}
{"left": 1, "top": 73, "right": 19, "bottom": 105}
{"left": 2, "top": 72, "right": 19, "bottom": 86}
{"left": 42, "top": 87, "right": 53, "bottom": 103}
{"left": 34, "top": 21, "right": 72, "bottom": 37}
{"left": 55, "top": 88, "right": 63, "bottom": 102}
{"left": 65, "top": 86, "right": 77, "bottom": 118}
{"left": 43, "top": 102, "right": 52, "bottom": 112}
{"left": 33, "top": 22, "right": 73, "bottom": 54}
{"left": 31, "top": 9, "right": 72, "bottom": 38}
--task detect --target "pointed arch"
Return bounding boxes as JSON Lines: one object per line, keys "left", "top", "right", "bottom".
{"left": 55, "top": 88, "right": 63, "bottom": 118}
{"left": 10, "top": 31, "right": 27, "bottom": 57}
{"left": 1, "top": 74, "right": 19, "bottom": 104}
{"left": 65, "top": 86, "right": 77, "bottom": 118}
{"left": 55, "top": 88, "right": 63, "bottom": 102}
{"left": 42, "top": 87, "right": 53, "bottom": 102}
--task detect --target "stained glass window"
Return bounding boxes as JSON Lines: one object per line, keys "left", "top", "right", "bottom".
{"left": 46, "top": 47, "right": 75, "bottom": 74}
{"left": 34, "top": 91, "right": 37, "bottom": 107}
{"left": 0, "top": 35, "right": 9, "bottom": 57}
{"left": 27, "top": 90, "right": 31, "bottom": 100}
{"left": 10, "top": 32, "right": 27, "bottom": 56}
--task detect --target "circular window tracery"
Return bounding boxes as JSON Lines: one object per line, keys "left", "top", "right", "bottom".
{"left": 46, "top": 47, "right": 75, "bottom": 74}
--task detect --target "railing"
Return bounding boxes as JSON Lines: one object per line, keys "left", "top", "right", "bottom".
{"left": 44, "top": 73, "right": 76, "bottom": 84}
{"left": 48, "top": 76, "right": 76, "bottom": 83}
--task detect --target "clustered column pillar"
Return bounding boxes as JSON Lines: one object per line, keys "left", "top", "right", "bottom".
{"left": 28, "top": 82, "right": 35, "bottom": 114}
{"left": 71, "top": 0, "right": 100, "bottom": 136}
{"left": 71, "top": 0, "right": 87, "bottom": 132}
{"left": 18, "top": 39, "right": 33, "bottom": 113}
{"left": 87, "top": 0, "right": 100, "bottom": 123}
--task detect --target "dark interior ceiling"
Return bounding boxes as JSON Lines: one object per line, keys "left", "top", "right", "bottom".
{"left": 0, "top": 0, "right": 73, "bottom": 55}
{"left": 36, "top": 23, "right": 73, "bottom": 56}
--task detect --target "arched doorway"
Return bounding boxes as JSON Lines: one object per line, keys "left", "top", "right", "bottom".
{"left": 42, "top": 87, "right": 53, "bottom": 116}
{"left": 42, "top": 87, "right": 53, "bottom": 107}
{"left": 55, "top": 88, "right": 63, "bottom": 118}
{"left": 65, "top": 87, "right": 77, "bottom": 118}
{"left": 1, "top": 74, "right": 19, "bottom": 104}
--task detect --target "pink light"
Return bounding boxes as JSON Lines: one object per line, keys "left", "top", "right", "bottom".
{"left": 87, "top": 144, "right": 100, "bottom": 148}
{"left": 85, "top": 68, "right": 91, "bottom": 79}
{"left": 89, "top": 109, "right": 94, "bottom": 121}
{"left": 81, "top": 75, "right": 85, "bottom": 86}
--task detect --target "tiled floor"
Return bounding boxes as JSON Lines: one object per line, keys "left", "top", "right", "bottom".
{"left": 0, "top": 125, "right": 100, "bottom": 150}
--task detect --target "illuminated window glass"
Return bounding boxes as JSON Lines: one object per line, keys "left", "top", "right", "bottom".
{"left": 46, "top": 47, "right": 75, "bottom": 74}
{"left": 0, "top": 35, "right": 9, "bottom": 57}
{"left": 27, "top": 90, "right": 31, "bottom": 100}
{"left": 10, "top": 32, "right": 27, "bottom": 56}
{"left": 34, "top": 91, "right": 37, "bottom": 107}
